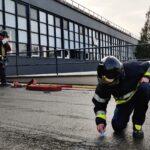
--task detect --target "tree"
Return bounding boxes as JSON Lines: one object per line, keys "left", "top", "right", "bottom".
{"left": 135, "top": 7, "right": 150, "bottom": 59}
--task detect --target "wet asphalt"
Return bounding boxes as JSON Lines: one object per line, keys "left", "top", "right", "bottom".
{"left": 0, "top": 86, "right": 150, "bottom": 150}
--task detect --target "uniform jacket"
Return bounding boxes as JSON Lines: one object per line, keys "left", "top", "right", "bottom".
{"left": 0, "top": 36, "right": 11, "bottom": 62}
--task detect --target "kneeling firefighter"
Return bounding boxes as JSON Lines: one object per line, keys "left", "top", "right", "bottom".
{"left": 92, "top": 56, "right": 150, "bottom": 138}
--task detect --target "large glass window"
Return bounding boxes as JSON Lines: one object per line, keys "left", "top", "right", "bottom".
{"left": 63, "top": 20, "right": 68, "bottom": 30}
{"left": 19, "top": 43, "right": 27, "bottom": 56}
{"left": 40, "top": 35, "right": 47, "bottom": 46}
{"left": 69, "top": 22, "right": 73, "bottom": 31}
{"left": 48, "top": 14, "right": 55, "bottom": 54}
{"left": 0, "top": 12, "right": 2, "bottom": 25}
{"left": 5, "top": 0, "right": 15, "bottom": 13}
{"left": 30, "top": 8, "right": 37, "bottom": 20}
{"left": 40, "top": 23, "right": 47, "bottom": 34}
{"left": 56, "top": 27, "right": 61, "bottom": 38}
{"left": 70, "top": 32, "right": 74, "bottom": 40}
{"left": 55, "top": 17, "right": 60, "bottom": 27}
{"left": 31, "top": 20, "right": 38, "bottom": 32}
{"left": 56, "top": 38, "right": 61, "bottom": 48}
{"left": 48, "top": 26, "right": 54, "bottom": 36}
{"left": 17, "top": 4, "right": 26, "bottom": 17}
{"left": 9, "top": 42, "right": 16, "bottom": 55}
{"left": 64, "top": 30, "right": 68, "bottom": 39}
{"left": 5, "top": 13, "right": 16, "bottom": 27}
{"left": 6, "top": 27, "right": 16, "bottom": 41}
{"left": 31, "top": 45, "right": 39, "bottom": 57}
{"left": 18, "top": 17, "right": 27, "bottom": 30}
{"left": 0, "top": 0, "right": 2, "bottom": 10}
{"left": 48, "top": 14, "right": 54, "bottom": 25}
{"left": 64, "top": 40, "right": 69, "bottom": 49}
{"left": 31, "top": 33, "right": 39, "bottom": 45}
{"left": 49, "top": 37, "right": 55, "bottom": 47}
{"left": 18, "top": 30, "right": 27, "bottom": 43}
{"left": 39, "top": 11, "right": 46, "bottom": 23}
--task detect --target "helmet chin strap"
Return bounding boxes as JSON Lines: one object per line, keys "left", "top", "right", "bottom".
{"left": 102, "top": 76, "right": 115, "bottom": 82}
{"left": 98, "top": 77, "right": 120, "bottom": 86}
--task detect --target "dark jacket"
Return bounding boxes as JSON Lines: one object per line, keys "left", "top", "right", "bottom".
{"left": 0, "top": 37, "right": 11, "bottom": 62}
{"left": 92, "top": 61, "right": 150, "bottom": 125}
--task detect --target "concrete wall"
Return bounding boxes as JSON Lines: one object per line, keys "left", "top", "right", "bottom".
{"left": 21, "top": 0, "right": 137, "bottom": 44}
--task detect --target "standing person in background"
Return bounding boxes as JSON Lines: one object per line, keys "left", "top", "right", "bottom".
{"left": 92, "top": 56, "right": 150, "bottom": 138}
{"left": 0, "top": 30, "right": 11, "bottom": 86}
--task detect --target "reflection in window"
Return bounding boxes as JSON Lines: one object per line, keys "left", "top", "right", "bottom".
{"left": 31, "top": 45, "right": 39, "bottom": 57}
{"left": 48, "top": 48, "right": 55, "bottom": 58}
{"left": 19, "top": 43, "right": 27, "bottom": 56}
{"left": 40, "top": 23, "right": 47, "bottom": 34}
{"left": 48, "top": 14, "right": 54, "bottom": 25}
{"left": 48, "top": 26, "right": 54, "bottom": 36}
{"left": 31, "top": 20, "right": 38, "bottom": 32}
{"left": 5, "top": 13, "right": 16, "bottom": 27}
{"left": 18, "top": 30, "right": 27, "bottom": 43}
{"left": 8, "top": 42, "right": 16, "bottom": 55}
{"left": 18, "top": 17, "right": 27, "bottom": 30}
{"left": 64, "top": 50, "right": 70, "bottom": 59}
{"left": 5, "top": 0, "right": 15, "bottom": 13}
{"left": 40, "top": 11, "right": 46, "bottom": 23}
{"left": 40, "top": 35, "right": 47, "bottom": 46}
{"left": 17, "top": 4, "right": 26, "bottom": 17}
{"left": 42, "top": 47, "right": 47, "bottom": 57}
{"left": 30, "top": 8, "right": 37, "bottom": 20}
{"left": 0, "top": 12, "right": 2, "bottom": 25}
{"left": 56, "top": 50, "right": 62, "bottom": 58}
{"left": 31, "top": 33, "right": 39, "bottom": 44}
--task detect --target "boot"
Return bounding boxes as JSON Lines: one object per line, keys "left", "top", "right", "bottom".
{"left": 133, "top": 124, "right": 144, "bottom": 139}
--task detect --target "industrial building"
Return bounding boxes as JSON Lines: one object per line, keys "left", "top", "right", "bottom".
{"left": 0, "top": 0, "right": 138, "bottom": 75}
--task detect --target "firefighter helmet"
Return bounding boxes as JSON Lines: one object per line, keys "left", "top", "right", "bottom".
{"left": 97, "top": 56, "right": 124, "bottom": 83}
{"left": 0, "top": 30, "right": 9, "bottom": 38}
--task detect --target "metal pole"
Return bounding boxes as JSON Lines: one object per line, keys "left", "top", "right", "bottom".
{"left": 55, "top": 50, "right": 58, "bottom": 76}
{"left": 15, "top": 54, "right": 19, "bottom": 76}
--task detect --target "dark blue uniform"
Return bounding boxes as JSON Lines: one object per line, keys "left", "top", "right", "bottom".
{"left": 92, "top": 61, "right": 150, "bottom": 131}
{"left": 0, "top": 39, "right": 11, "bottom": 85}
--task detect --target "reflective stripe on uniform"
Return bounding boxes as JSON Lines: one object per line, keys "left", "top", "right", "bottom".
{"left": 115, "top": 90, "right": 137, "bottom": 105}
{"left": 96, "top": 110, "right": 106, "bottom": 120}
{"left": 93, "top": 93, "right": 108, "bottom": 103}
{"left": 121, "top": 91, "right": 135, "bottom": 99}
{"left": 144, "top": 72, "right": 150, "bottom": 76}
{"left": 135, "top": 124, "right": 142, "bottom": 131}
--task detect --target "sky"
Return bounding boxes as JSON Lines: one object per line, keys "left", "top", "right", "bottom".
{"left": 72, "top": 0, "right": 150, "bottom": 38}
